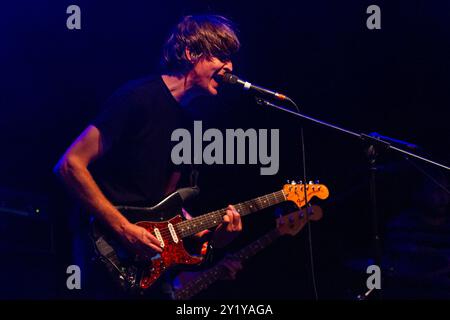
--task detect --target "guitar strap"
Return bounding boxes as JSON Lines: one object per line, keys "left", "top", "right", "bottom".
{"left": 89, "top": 222, "right": 133, "bottom": 288}
{"left": 94, "top": 236, "right": 122, "bottom": 269}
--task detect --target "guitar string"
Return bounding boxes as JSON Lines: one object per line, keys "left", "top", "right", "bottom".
{"left": 165, "top": 190, "right": 293, "bottom": 240}
{"left": 154, "top": 193, "right": 283, "bottom": 241}
{"left": 149, "top": 187, "right": 316, "bottom": 241}
{"left": 153, "top": 188, "right": 313, "bottom": 241}
{"left": 153, "top": 191, "right": 286, "bottom": 240}
{"left": 148, "top": 193, "right": 280, "bottom": 241}
{"left": 156, "top": 190, "right": 312, "bottom": 242}
{"left": 176, "top": 191, "right": 284, "bottom": 234}
{"left": 174, "top": 187, "right": 314, "bottom": 237}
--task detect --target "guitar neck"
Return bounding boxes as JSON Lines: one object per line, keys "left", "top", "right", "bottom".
{"left": 233, "top": 228, "right": 280, "bottom": 261}
{"left": 176, "top": 190, "right": 286, "bottom": 238}
{"left": 174, "top": 228, "right": 281, "bottom": 300}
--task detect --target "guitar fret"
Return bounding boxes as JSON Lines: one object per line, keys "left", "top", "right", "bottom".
{"left": 176, "top": 190, "right": 286, "bottom": 238}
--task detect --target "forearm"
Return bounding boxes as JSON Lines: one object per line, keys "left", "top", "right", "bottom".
{"left": 55, "top": 157, "right": 129, "bottom": 235}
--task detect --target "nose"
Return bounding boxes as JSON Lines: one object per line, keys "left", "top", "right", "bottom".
{"left": 223, "top": 61, "right": 233, "bottom": 73}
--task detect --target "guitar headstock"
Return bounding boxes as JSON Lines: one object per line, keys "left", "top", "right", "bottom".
{"left": 276, "top": 205, "right": 323, "bottom": 236}
{"left": 283, "top": 181, "right": 329, "bottom": 208}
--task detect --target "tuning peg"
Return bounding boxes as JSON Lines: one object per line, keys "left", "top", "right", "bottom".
{"left": 299, "top": 180, "right": 303, "bottom": 185}
{"left": 291, "top": 181, "right": 297, "bottom": 185}
{"left": 308, "top": 180, "right": 313, "bottom": 184}
{"left": 286, "top": 180, "right": 290, "bottom": 184}
{"left": 315, "top": 179, "right": 320, "bottom": 184}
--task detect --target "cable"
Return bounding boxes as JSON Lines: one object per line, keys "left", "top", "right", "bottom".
{"left": 288, "top": 97, "right": 319, "bottom": 300}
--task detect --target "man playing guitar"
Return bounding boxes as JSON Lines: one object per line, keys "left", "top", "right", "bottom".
{"left": 54, "top": 15, "right": 243, "bottom": 298}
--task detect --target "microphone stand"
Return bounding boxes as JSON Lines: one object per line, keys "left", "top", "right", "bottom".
{"left": 255, "top": 97, "right": 450, "bottom": 300}
{"left": 255, "top": 98, "right": 449, "bottom": 171}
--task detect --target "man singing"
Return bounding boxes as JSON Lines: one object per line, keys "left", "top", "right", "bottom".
{"left": 55, "top": 15, "right": 243, "bottom": 298}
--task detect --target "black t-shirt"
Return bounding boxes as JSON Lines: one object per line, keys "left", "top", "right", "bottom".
{"left": 90, "top": 75, "right": 191, "bottom": 207}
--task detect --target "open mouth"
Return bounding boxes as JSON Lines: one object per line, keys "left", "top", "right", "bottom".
{"left": 212, "top": 72, "right": 224, "bottom": 84}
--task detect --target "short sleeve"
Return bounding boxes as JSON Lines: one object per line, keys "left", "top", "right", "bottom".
{"left": 91, "top": 86, "right": 138, "bottom": 148}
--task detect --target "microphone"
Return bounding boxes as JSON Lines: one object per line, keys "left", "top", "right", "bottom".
{"left": 218, "top": 72, "right": 290, "bottom": 101}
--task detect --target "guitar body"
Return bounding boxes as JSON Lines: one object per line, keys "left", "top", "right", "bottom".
{"left": 90, "top": 189, "right": 203, "bottom": 294}
{"left": 136, "top": 217, "right": 203, "bottom": 289}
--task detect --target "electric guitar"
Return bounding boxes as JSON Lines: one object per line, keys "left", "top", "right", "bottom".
{"left": 173, "top": 205, "right": 324, "bottom": 300}
{"left": 90, "top": 182, "right": 329, "bottom": 293}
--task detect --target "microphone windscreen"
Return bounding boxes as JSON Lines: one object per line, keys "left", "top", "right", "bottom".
{"left": 223, "top": 73, "right": 238, "bottom": 84}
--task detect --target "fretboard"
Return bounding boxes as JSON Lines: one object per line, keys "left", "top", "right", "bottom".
{"left": 175, "top": 190, "right": 286, "bottom": 238}
{"left": 233, "top": 228, "right": 280, "bottom": 260}
{"left": 174, "top": 228, "right": 281, "bottom": 300}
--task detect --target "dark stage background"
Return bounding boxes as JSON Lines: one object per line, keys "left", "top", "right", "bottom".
{"left": 1, "top": 0, "right": 449, "bottom": 299}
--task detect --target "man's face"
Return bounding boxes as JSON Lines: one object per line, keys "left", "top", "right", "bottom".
{"left": 190, "top": 56, "right": 233, "bottom": 96}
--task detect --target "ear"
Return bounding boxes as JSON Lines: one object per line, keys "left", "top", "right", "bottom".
{"left": 185, "top": 47, "right": 193, "bottom": 62}
{"left": 185, "top": 47, "right": 201, "bottom": 64}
